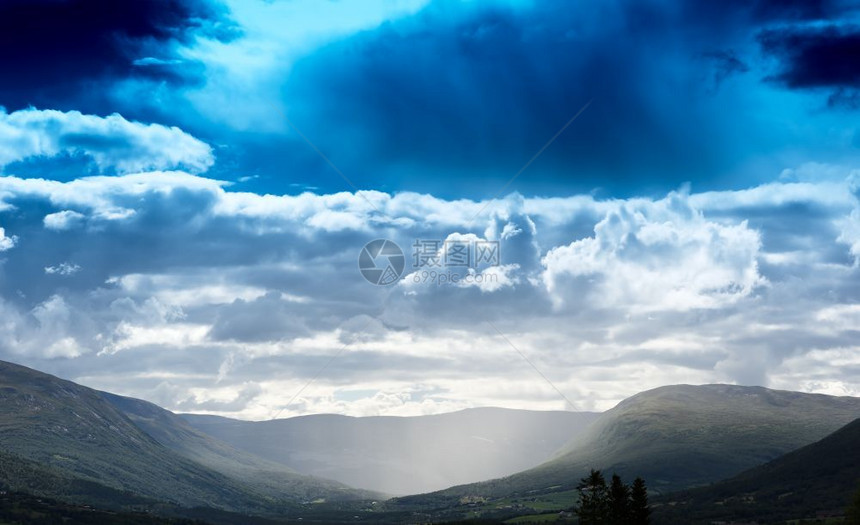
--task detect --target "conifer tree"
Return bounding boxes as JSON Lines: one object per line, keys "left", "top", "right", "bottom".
{"left": 629, "top": 477, "right": 651, "bottom": 525}
{"left": 574, "top": 469, "right": 609, "bottom": 525}
{"left": 608, "top": 473, "right": 630, "bottom": 525}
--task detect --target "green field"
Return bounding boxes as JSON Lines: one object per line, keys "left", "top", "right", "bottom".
{"left": 505, "top": 512, "right": 561, "bottom": 523}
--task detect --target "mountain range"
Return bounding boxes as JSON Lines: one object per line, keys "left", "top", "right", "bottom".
{"left": 394, "top": 384, "right": 860, "bottom": 511}
{"left": 182, "top": 408, "right": 599, "bottom": 495}
{"left": 2, "top": 357, "right": 860, "bottom": 523}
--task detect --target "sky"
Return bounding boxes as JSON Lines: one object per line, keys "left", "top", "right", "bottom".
{"left": 0, "top": 0, "right": 859, "bottom": 419}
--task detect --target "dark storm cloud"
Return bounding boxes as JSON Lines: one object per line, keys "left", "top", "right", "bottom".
{"left": 1, "top": 0, "right": 856, "bottom": 196}
{"left": 747, "top": 0, "right": 840, "bottom": 21}
{"left": 0, "top": 0, "right": 237, "bottom": 111}
{"left": 284, "top": 0, "right": 701, "bottom": 195}
{"left": 759, "top": 24, "right": 860, "bottom": 96}
{"left": 275, "top": 0, "right": 860, "bottom": 196}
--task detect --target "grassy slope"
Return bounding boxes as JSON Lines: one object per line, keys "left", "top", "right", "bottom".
{"left": 0, "top": 359, "right": 367, "bottom": 515}
{"left": 102, "top": 392, "right": 378, "bottom": 502}
{"left": 0, "top": 448, "right": 161, "bottom": 510}
{"left": 0, "top": 489, "right": 203, "bottom": 525}
{"left": 0, "top": 360, "right": 264, "bottom": 511}
{"left": 654, "top": 417, "right": 860, "bottom": 524}
{"left": 393, "top": 385, "right": 860, "bottom": 508}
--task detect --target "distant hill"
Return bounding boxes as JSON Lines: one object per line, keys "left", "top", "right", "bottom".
{"left": 395, "top": 385, "right": 860, "bottom": 507}
{"left": 182, "top": 407, "right": 599, "bottom": 495}
{"left": 102, "top": 392, "right": 376, "bottom": 503}
{"left": 655, "top": 417, "right": 860, "bottom": 524}
{"left": 0, "top": 359, "right": 369, "bottom": 515}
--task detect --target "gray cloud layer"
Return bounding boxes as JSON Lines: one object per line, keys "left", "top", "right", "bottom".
{"left": 1, "top": 151, "right": 859, "bottom": 417}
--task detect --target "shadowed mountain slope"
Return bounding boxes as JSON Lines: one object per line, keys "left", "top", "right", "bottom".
{"left": 0, "top": 359, "right": 370, "bottom": 514}
{"left": 655, "top": 416, "right": 860, "bottom": 523}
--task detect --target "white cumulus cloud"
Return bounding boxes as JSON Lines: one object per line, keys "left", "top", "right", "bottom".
{"left": 43, "top": 210, "right": 86, "bottom": 231}
{"left": 44, "top": 262, "right": 81, "bottom": 276}
{"left": 0, "top": 226, "right": 15, "bottom": 251}
{"left": 0, "top": 108, "right": 214, "bottom": 174}
{"left": 542, "top": 190, "right": 765, "bottom": 311}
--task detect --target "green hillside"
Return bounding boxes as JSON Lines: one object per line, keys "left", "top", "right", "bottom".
{"left": 102, "top": 392, "right": 376, "bottom": 503}
{"left": 0, "top": 489, "right": 203, "bottom": 525}
{"left": 0, "top": 359, "right": 367, "bottom": 515}
{"left": 655, "top": 417, "right": 860, "bottom": 523}
{"left": 395, "top": 385, "right": 860, "bottom": 509}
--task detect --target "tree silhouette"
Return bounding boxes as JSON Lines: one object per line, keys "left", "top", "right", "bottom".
{"left": 608, "top": 473, "right": 631, "bottom": 524}
{"left": 574, "top": 469, "right": 609, "bottom": 524}
{"left": 629, "top": 477, "right": 651, "bottom": 525}
{"left": 573, "top": 470, "right": 650, "bottom": 525}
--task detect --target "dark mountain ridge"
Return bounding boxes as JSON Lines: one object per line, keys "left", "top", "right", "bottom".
{"left": 655, "top": 416, "right": 860, "bottom": 523}
{"left": 0, "top": 359, "right": 369, "bottom": 515}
